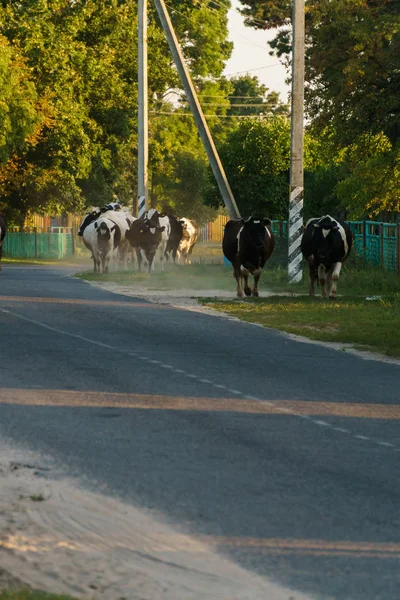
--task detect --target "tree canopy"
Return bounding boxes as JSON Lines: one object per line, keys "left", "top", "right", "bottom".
{"left": 237, "top": 0, "right": 400, "bottom": 217}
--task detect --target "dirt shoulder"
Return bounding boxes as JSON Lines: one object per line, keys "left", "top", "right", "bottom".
{"left": 0, "top": 441, "right": 311, "bottom": 600}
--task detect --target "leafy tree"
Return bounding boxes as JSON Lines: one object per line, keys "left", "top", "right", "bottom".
{"left": 226, "top": 74, "right": 288, "bottom": 117}
{"left": 0, "top": 36, "right": 43, "bottom": 164}
{"left": 237, "top": 0, "right": 400, "bottom": 218}
{"left": 0, "top": 0, "right": 234, "bottom": 221}
{"left": 205, "top": 116, "right": 291, "bottom": 218}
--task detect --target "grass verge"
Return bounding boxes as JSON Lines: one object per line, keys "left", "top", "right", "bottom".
{"left": 200, "top": 295, "right": 400, "bottom": 358}
{"left": 0, "top": 592, "right": 77, "bottom": 600}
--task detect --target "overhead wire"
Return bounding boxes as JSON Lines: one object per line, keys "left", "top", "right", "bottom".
{"left": 150, "top": 111, "right": 272, "bottom": 118}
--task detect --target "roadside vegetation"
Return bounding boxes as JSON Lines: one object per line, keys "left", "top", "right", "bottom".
{"left": 202, "top": 295, "right": 400, "bottom": 358}
{"left": 0, "top": 592, "right": 77, "bottom": 600}
{"left": 76, "top": 246, "right": 400, "bottom": 358}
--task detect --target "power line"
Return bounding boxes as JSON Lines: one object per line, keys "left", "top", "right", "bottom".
{"left": 223, "top": 64, "right": 282, "bottom": 77}
{"left": 178, "top": 102, "right": 276, "bottom": 106}
{"left": 150, "top": 111, "right": 271, "bottom": 118}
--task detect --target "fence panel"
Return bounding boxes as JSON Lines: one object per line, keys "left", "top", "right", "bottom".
{"left": 2, "top": 218, "right": 399, "bottom": 272}
{"left": 3, "top": 231, "right": 75, "bottom": 259}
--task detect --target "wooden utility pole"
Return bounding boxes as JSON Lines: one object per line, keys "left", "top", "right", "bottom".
{"left": 153, "top": 0, "right": 241, "bottom": 220}
{"left": 288, "top": 0, "right": 305, "bottom": 283}
{"left": 138, "top": 0, "right": 149, "bottom": 218}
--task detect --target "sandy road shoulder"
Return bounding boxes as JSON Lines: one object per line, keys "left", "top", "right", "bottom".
{"left": 0, "top": 441, "right": 310, "bottom": 600}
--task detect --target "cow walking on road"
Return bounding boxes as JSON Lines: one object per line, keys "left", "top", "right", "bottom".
{"left": 301, "top": 215, "right": 353, "bottom": 299}
{"left": 165, "top": 215, "right": 184, "bottom": 264}
{"left": 127, "top": 209, "right": 171, "bottom": 272}
{"left": 82, "top": 217, "right": 121, "bottom": 273}
{"left": 178, "top": 218, "right": 198, "bottom": 264}
{"left": 78, "top": 205, "right": 135, "bottom": 271}
{"left": 0, "top": 214, "right": 6, "bottom": 273}
{"left": 223, "top": 217, "right": 275, "bottom": 298}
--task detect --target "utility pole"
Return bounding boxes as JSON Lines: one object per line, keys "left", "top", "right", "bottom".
{"left": 288, "top": 0, "right": 305, "bottom": 283}
{"left": 153, "top": 0, "right": 241, "bottom": 220}
{"left": 138, "top": 0, "right": 149, "bottom": 218}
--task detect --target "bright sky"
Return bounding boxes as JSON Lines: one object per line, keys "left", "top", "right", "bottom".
{"left": 223, "top": 0, "right": 290, "bottom": 102}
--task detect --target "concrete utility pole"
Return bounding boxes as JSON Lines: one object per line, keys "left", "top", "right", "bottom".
{"left": 153, "top": 0, "right": 241, "bottom": 220}
{"left": 138, "top": 0, "right": 149, "bottom": 218}
{"left": 288, "top": 0, "right": 305, "bottom": 283}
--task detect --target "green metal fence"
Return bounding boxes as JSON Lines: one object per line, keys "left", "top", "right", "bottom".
{"left": 349, "top": 221, "right": 400, "bottom": 272}
{"left": 2, "top": 220, "right": 400, "bottom": 272}
{"left": 269, "top": 220, "right": 400, "bottom": 274}
{"left": 3, "top": 230, "right": 75, "bottom": 259}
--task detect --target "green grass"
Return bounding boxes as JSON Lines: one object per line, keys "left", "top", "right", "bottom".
{"left": 75, "top": 250, "right": 400, "bottom": 358}
{"left": 0, "top": 592, "right": 78, "bottom": 600}
{"left": 3, "top": 257, "right": 89, "bottom": 266}
{"left": 201, "top": 294, "right": 400, "bottom": 357}
{"left": 264, "top": 257, "right": 400, "bottom": 296}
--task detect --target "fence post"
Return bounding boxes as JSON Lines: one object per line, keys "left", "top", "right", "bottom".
{"left": 34, "top": 227, "right": 38, "bottom": 258}
{"left": 363, "top": 221, "right": 367, "bottom": 261}
{"left": 71, "top": 228, "right": 76, "bottom": 256}
{"left": 279, "top": 220, "right": 283, "bottom": 239}
{"left": 397, "top": 223, "right": 400, "bottom": 275}
{"left": 380, "top": 223, "right": 384, "bottom": 269}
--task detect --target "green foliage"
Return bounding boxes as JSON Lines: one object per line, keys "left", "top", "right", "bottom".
{"left": 0, "top": 0, "right": 233, "bottom": 221}
{"left": 237, "top": 0, "right": 400, "bottom": 218}
{"left": 0, "top": 36, "right": 42, "bottom": 164}
{"left": 226, "top": 75, "right": 288, "bottom": 117}
{"left": 205, "top": 116, "right": 319, "bottom": 219}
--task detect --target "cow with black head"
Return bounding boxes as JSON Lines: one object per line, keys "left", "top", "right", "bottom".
{"left": 126, "top": 209, "right": 170, "bottom": 272}
{"left": 301, "top": 215, "right": 353, "bottom": 299}
{"left": 223, "top": 216, "right": 275, "bottom": 298}
{"left": 0, "top": 214, "right": 7, "bottom": 273}
{"left": 77, "top": 208, "right": 102, "bottom": 237}
{"left": 164, "top": 214, "right": 184, "bottom": 264}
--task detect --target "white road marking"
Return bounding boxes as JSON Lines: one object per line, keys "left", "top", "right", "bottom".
{"left": 0, "top": 307, "right": 397, "bottom": 453}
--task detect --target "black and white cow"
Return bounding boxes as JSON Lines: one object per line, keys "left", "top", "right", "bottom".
{"left": 0, "top": 214, "right": 6, "bottom": 273}
{"left": 143, "top": 208, "right": 171, "bottom": 271}
{"left": 83, "top": 217, "right": 121, "bottom": 273}
{"left": 223, "top": 216, "right": 275, "bottom": 298}
{"left": 177, "top": 217, "right": 198, "bottom": 264}
{"left": 301, "top": 215, "right": 353, "bottom": 299}
{"left": 165, "top": 214, "right": 184, "bottom": 264}
{"left": 126, "top": 211, "right": 168, "bottom": 273}
{"left": 78, "top": 205, "right": 135, "bottom": 270}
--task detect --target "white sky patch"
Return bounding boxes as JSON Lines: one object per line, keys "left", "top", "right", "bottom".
{"left": 224, "top": 0, "right": 290, "bottom": 102}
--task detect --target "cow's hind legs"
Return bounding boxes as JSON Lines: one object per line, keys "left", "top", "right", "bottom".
{"left": 252, "top": 268, "right": 262, "bottom": 297}
{"left": 329, "top": 262, "right": 342, "bottom": 300}
{"left": 308, "top": 261, "right": 317, "bottom": 296}
{"left": 233, "top": 264, "right": 244, "bottom": 298}
{"left": 241, "top": 267, "right": 251, "bottom": 296}
{"left": 318, "top": 265, "right": 328, "bottom": 298}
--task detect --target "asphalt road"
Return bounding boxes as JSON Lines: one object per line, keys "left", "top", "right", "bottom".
{"left": 1, "top": 264, "right": 400, "bottom": 600}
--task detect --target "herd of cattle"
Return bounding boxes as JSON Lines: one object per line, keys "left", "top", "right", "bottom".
{"left": 77, "top": 203, "right": 198, "bottom": 273}
{"left": 223, "top": 214, "right": 352, "bottom": 299}
{"left": 0, "top": 207, "right": 353, "bottom": 299}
